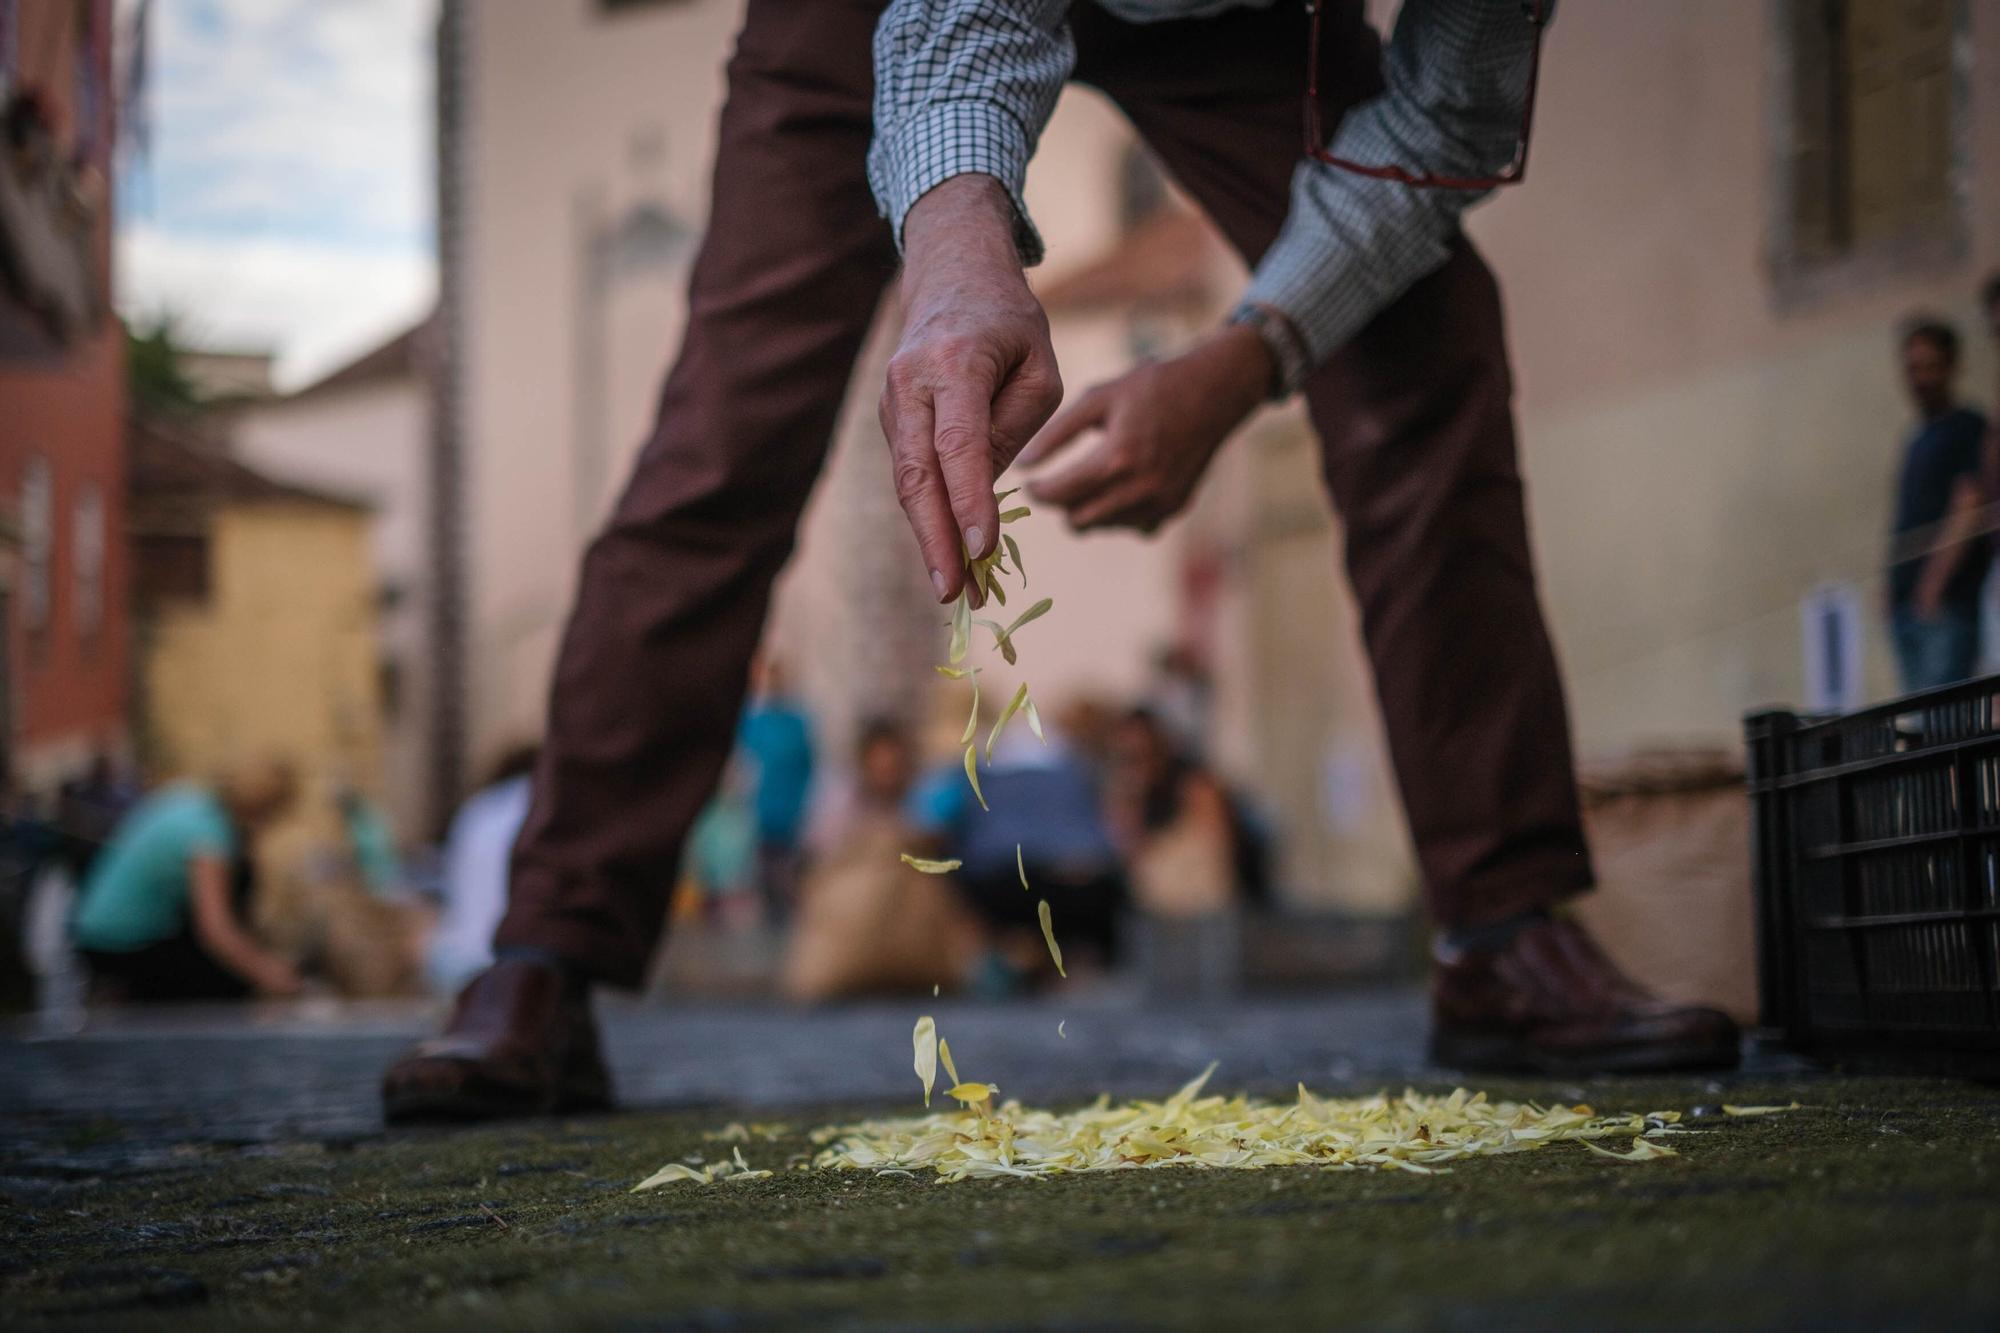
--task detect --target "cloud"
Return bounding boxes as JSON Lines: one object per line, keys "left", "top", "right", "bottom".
{"left": 116, "top": 0, "right": 439, "bottom": 376}
{"left": 118, "top": 223, "right": 434, "bottom": 388}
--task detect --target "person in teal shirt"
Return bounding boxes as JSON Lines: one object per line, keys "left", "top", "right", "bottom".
{"left": 72, "top": 759, "right": 303, "bottom": 1002}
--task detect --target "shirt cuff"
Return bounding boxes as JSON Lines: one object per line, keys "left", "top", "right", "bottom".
{"left": 1240, "top": 169, "right": 1458, "bottom": 372}
{"left": 868, "top": 101, "right": 1046, "bottom": 266}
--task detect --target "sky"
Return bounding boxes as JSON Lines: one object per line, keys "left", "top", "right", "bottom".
{"left": 116, "top": 0, "right": 439, "bottom": 389}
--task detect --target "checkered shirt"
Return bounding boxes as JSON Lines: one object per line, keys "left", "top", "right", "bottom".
{"left": 869, "top": 0, "right": 1547, "bottom": 374}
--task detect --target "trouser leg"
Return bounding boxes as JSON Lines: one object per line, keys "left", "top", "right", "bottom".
{"left": 496, "top": 0, "right": 896, "bottom": 986}
{"left": 1077, "top": 0, "right": 1593, "bottom": 928}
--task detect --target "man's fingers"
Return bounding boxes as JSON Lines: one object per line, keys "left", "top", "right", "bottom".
{"left": 988, "top": 347, "right": 1064, "bottom": 469}
{"left": 1070, "top": 482, "right": 1163, "bottom": 534}
{"left": 1026, "top": 426, "right": 1124, "bottom": 510}
{"left": 1016, "top": 388, "right": 1108, "bottom": 470}
{"left": 933, "top": 383, "right": 1000, "bottom": 560}
{"left": 882, "top": 389, "right": 965, "bottom": 603}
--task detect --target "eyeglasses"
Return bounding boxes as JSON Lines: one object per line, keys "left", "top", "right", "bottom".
{"left": 1303, "top": 0, "right": 1549, "bottom": 191}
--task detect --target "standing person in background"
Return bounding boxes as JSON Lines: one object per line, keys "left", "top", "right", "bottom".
{"left": 736, "top": 658, "right": 815, "bottom": 926}
{"left": 426, "top": 747, "right": 539, "bottom": 995}
{"left": 71, "top": 759, "right": 302, "bottom": 1002}
{"left": 1887, "top": 317, "right": 1990, "bottom": 692}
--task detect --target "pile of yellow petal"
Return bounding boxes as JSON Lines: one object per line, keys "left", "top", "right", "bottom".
{"left": 800, "top": 1064, "right": 1708, "bottom": 1183}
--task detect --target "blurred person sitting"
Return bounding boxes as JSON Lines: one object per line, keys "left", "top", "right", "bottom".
{"left": 1887, "top": 316, "right": 1990, "bottom": 692}
{"left": 682, "top": 754, "right": 762, "bottom": 927}
{"left": 736, "top": 656, "right": 815, "bottom": 925}
{"left": 70, "top": 758, "right": 302, "bottom": 1002}
{"left": 337, "top": 786, "right": 403, "bottom": 898}
{"left": 783, "top": 717, "right": 984, "bottom": 1000}
{"left": 907, "top": 712, "right": 1125, "bottom": 991}
{"left": 805, "top": 716, "right": 922, "bottom": 859}
{"left": 1105, "top": 707, "right": 1270, "bottom": 917}
{"left": 53, "top": 749, "right": 140, "bottom": 883}
{"left": 426, "top": 746, "right": 539, "bottom": 995}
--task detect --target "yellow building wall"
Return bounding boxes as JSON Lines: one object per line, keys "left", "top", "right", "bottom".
{"left": 141, "top": 502, "right": 386, "bottom": 938}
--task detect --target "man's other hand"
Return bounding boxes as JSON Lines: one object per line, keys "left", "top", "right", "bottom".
{"left": 1020, "top": 324, "right": 1272, "bottom": 534}
{"left": 885, "top": 176, "right": 1063, "bottom": 606}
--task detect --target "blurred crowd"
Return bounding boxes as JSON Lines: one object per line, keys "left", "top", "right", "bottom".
{"left": 0, "top": 647, "right": 1277, "bottom": 1014}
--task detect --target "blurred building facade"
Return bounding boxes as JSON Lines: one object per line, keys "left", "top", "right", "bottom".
{"left": 1480, "top": 0, "right": 2000, "bottom": 757}
{"left": 126, "top": 417, "right": 388, "bottom": 915}
{"left": 421, "top": 0, "right": 1998, "bottom": 920}
{"left": 227, "top": 320, "right": 436, "bottom": 841}
{"left": 0, "top": 0, "right": 127, "bottom": 796}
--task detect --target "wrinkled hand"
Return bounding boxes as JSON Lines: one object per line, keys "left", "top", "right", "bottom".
{"left": 1020, "top": 325, "right": 1271, "bottom": 534}
{"left": 883, "top": 176, "right": 1063, "bottom": 605}
{"left": 255, "top": 959, "right": 303, "bottom": 999}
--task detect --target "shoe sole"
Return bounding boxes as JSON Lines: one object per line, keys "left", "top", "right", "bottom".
{"left": 1429, "top": 1029, "right": 1742, "bottom": 1077}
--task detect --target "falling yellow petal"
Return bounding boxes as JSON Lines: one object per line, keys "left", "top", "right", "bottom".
{"left": 961, "top": 672, "right": 981, "bottom": 745}
{"left": 935, "top": 665, "right": 971, "bottom": 679}
{"left": 995, "top": 487, "right": 1019, "bottom": 505}
{"left": 949, "top": 594, "right": 970, "bottom": 665}
{"left": 938, "top": 1038, "right": 961, "bottom": 1088}
{"left": 1003, "top": 598, "right": 1053, "bottom": 640}
{"left": 900, "top": 853, "right": 962, "bottom": 874}
{"left": 999, "top": 506, "right": 1031, "bottom": 523}
{"left": 1057, "top": 1020, "right": 1067, "bottom": 1039}
{"left": 1722, "top": 1103, "right": 1801, "bottom": 1117}
{"left": 987, "top": 682, "right": 1030, "bottom": 761}
{"left": 913, "top": 1015, "right": 937, "bottom": 1108}
{"left": 1024, "top": 695, "right": 1044, "bottom": 743}
{"left": 932, "top": 983, "right": 940, "bottom": 997}
{"left": 1004, "top": 533, "right": 1025, "bottom": 586}
{"left": 1017, "top": 844, "right": 1029, "bottom": 890}
{"left": 964, "top": 744, "right": 988, "bottom": 810}
{"left": 1037, "top": 898, "right": 1065, "bottom": 977}
{"left": 946, "top": 1082, "right": 996, "bottom": 1103}
{"left": 975, "top": 619, "right": 1018, "bottom": 665}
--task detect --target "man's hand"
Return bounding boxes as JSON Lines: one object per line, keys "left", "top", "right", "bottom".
{"left": 1020, "top": 324, "right": 1272, "bottom": 533}
{"left": 884, "top": 176, "right": 1063, "bottom": 605}
{"left": 254, "top": 959, "right": 304, "bottom": 999}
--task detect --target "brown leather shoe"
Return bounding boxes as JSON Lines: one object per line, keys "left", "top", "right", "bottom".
{"left": 382, "top": 960, "right": 614, "bottom": 1122}
{"left": 1429, "top": 915, "right": 1740, "bottom": 1075}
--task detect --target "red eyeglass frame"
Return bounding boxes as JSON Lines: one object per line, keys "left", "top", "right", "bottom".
{"left": 1304, "top": 0, "right": 1550, "bottom": 190}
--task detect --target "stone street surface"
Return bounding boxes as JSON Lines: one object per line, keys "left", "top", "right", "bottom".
{"left": 2, "top": 987, "right": 1448, "bottom": 1150}
{"left": 4, "top": 988, "right": 1997, "bottom": 1330}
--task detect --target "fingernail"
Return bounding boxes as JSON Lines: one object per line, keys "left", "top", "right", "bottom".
{"left": 966, "top": 525, "right": 985, "bottom": 554}
{"left": 931, "top": 569, "right": 947, "bottom": 601}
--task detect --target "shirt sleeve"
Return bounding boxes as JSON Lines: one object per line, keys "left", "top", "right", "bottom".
{"left": 184, "top": 793, "right": 235, "bottom": 856}
{"left": 1243, "top": 0, "right": 1550, "bottom": 369}
{"left": 1948, "top": 413, "right": 1990, "bottom": 481}
{"left": 868, "top": 0, "right": 1075, "bottom": 264}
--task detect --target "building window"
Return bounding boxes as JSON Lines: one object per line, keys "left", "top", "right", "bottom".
{"left": 1771, "top": 0, "right": 1965, "bottom": 303}
{"left": 73, "top": 485, "right": 104, "bottom": 641}
{"left": 20, "top": 455, "right": 52, "bottom": 638}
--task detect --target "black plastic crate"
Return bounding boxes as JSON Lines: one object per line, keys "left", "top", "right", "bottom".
{"left": 1747, "top": 674, "right": 2000, "bottom": 1074}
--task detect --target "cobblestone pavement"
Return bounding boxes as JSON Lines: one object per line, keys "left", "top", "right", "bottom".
{"left": 0, "top": 985, "right": 1814, "bottom": 1161}
{"left": 0, "top": 988, "right": 1450, "bottom": 1151}
{"left": 6, "top": 990, "right": 1994, "bottom": 1331}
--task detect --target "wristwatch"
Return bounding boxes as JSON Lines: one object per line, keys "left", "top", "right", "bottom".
{"left": 1228, "top": 301, "right": 1312, "bottom": 400}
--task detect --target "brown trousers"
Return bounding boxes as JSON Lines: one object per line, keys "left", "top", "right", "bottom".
{"left": 496, "top": 0, "right": 1595, "bottom": 987}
